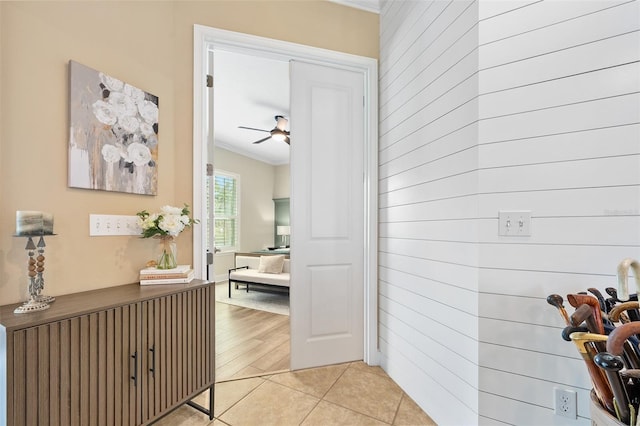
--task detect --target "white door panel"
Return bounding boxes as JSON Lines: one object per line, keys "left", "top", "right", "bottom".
{"left": 290, "top": 60, "right": 365, "bottom": 370}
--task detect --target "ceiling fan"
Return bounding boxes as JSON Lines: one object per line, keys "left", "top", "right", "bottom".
{"left": 239, "top": 115, "right": 290, "bottom": 145}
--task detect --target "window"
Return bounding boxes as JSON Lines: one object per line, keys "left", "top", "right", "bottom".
{"left": 213, "top": 171, "right": 239, "bottom": 252}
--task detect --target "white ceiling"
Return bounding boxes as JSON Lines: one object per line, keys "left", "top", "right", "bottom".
{"left": 213, "top": 50, "right": 291, "bottom": 166}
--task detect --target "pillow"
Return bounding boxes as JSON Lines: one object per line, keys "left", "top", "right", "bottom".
{"left": 258, "top": 255, "right": 285, "bottom": 274}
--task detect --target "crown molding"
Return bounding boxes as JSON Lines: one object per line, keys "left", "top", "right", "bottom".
{"left": 328, "top": 0, "right": 380, "bottom": 14}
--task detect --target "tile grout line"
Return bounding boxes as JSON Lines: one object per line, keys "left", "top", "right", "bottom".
{"left": 258, "top": 366, "right": 340, "bottom": 425}
{"left": 320, "top": 363, "right": 397, "bottom": 424}
{"left": 261, "top": 362, "right": 351, "bottom": 399}
{"left": 391, "top": 392, "right": 406, "bottom": 425}
{"left": 313, "top": 361, "right": 396, "bottom": 425}
{"left": 296, "top": 393, "right": 323, "bottom": 425}
{"left": 297, "top": 361, "right": 353, "bottom": 424}
{"left": 320, "top": 361, "right": 353, "bottom": 399}
{"left": 214, "top": 376, "right": 270, "bottom": 422}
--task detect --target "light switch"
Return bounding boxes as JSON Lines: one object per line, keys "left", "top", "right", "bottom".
{"left": 498, "top": 210, "right": 531, "bottom": 236}
{"left": 90, "top": 214, "right": 142, "bottom": 236}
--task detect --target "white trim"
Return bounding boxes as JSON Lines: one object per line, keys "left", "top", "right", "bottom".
{"left": 364, "top": 61, "right": 379, "bottom": 366}
{"left": 193, "top": 25, "right": 379, "bottom": 365}
{"left": 193, "top": 28, "right": 208, "bottom": 281}
{"left": 212, "top": 169, "right": 241, "bottom": 253}
{"left": 215, "top": 276, "right": 229, "bottom": 285}
{"left": 328, "top": 0, "right": 380, "bottom": 14}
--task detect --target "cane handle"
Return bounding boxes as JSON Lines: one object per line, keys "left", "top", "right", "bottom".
{"left": 617, "top": 258, "right": 640, "bottom": 302}
{"left": 609, "top": 301, "right": 640, "bottom": 322}
{"left": 606, "top": 321, "right": 640, "bottom": 356}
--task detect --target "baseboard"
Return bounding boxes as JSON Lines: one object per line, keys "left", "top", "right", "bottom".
{"left": 214, "top": 275, "right": 228, "bottom": 284}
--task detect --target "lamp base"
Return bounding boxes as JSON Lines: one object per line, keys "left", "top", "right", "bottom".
{"left": 36, "top": 294, "right": 56, "bottom": 304}
{"left": 14, "top": 298, "right": 50, "bottom": 314}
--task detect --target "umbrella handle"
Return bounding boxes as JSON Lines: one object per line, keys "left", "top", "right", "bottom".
{"left": 607, "top": 322, "right": 640, "bottom": 356}
{"left": 593, "top": 352, "right": 630, "bottom": 424}
{"left": 609, "top": 301, "right": 640, "bottom": 323}
{"left": 567, "top": 294, "right": 605, "bottom": 335}
{"left": 617, "top": 258, "right": 640, "bottom": 301}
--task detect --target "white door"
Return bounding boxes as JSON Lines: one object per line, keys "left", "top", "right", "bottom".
{"left": 289, "top": 61, "right": 365, "bottom": 370}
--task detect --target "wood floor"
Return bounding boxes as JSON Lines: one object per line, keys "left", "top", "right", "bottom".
{"left": 215, "top": 301, "right": 290, "bottom": 382}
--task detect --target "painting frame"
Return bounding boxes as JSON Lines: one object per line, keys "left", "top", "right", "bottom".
{"left": 68, "top": 60, "right": 159, "bottom": 195}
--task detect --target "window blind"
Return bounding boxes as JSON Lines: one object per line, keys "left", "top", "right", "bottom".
{"left": 213, "top": 172, "right": 238, "bottom": 251}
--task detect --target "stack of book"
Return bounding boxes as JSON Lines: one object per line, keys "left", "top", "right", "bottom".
{"left": 139, "top": 264, "right": 194, "bottom": 285}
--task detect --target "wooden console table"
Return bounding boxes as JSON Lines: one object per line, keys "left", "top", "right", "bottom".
{"left": 0, "top": 279, "right": 215, "bottom": 425}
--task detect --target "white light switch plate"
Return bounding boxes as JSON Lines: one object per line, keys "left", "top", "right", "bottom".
{"left": 498, "top": 210, "right": 531, "bottom": 236}
{"left": 90, "top": 214, "right": 141, "bottom": 236}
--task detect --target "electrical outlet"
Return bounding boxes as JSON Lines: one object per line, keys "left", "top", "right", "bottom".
{"left": 89, "top": 214, "right": 141, "bottom": 236}
{"left": 554, "top": 387, "right": 577, "bottom": 419}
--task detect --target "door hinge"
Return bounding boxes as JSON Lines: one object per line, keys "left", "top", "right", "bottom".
{"left": 206, "top": 163, "right": 213, "bottom": 176}
{"left": 206, "top": 74, "right": 213, "bottom": 88}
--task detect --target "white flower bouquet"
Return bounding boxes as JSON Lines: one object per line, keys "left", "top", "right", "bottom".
{"left": 137, "top": 204, "right": 198, "bottom": 269}
{"left": 137, "top": 204, "right": 198, "bottom": 238}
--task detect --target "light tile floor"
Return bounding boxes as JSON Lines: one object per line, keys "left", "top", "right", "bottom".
{"left": 156, "top": 361, "right": 437, "bottom": 425}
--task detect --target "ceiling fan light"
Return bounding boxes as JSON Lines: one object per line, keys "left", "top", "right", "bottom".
{"left": 275, "top": 115, "right": 288, "bottom": 130}
{"left": 271, "top": 129, "right": 287, "bottom": 141}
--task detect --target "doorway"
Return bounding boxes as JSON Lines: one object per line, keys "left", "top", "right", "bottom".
{"left": 209, "top": 49, "right": 292, "bottom": 381}
{"left": 192, "top": 25, "right": 379, "bottom": 372}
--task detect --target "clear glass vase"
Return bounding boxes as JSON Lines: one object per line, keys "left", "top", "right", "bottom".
{"left": 157, "top": 236, "right": 177, "bottom": 269}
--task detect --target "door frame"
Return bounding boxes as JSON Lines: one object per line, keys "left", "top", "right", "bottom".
{"left": 192, "top": 25, "right": 379, "bottom": 365}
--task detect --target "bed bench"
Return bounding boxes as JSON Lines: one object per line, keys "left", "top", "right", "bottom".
{"left": 228, "top": 254, "right": 290, "bottom": 297}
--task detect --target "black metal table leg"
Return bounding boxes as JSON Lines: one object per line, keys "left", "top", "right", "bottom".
{"left": 186, "top": 383, "right": 214, "bottom": 420}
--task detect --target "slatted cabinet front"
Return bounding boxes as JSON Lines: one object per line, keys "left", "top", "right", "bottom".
{"left": 7, "top": 283, "right": 214, "bottom": 426}
{"left": 140, "top": 287, "right": 214, "bottom": 423}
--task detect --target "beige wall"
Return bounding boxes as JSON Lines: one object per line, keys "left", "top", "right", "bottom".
{"left": 214, "top": 147, "right": 277, "bottom": 253}
{"left": 212, "top": 148, "right": 289, "bottom": 280}
{"left": 0, "top": 1, "right": 378, "bottom": 304}
{"left": 273, "top": 165, "right": 291, "bottom": 199}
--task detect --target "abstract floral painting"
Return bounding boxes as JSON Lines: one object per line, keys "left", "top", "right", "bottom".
{"left": 68, "top": 60, "right": 158, "bottom": 195}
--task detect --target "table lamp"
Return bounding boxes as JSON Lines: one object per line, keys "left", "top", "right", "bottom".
{"left": 276, "top": 225, "right": 290, "bottom": 248}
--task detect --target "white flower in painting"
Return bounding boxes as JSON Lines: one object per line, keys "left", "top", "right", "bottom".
{"left": 129, "top": 133, "right": 141, "bottom": 144}
{"left": 108, "top": 92, "right": 138, "bottom": 118}
{"left": 101, "top": 144, "right": 121, "bottom": 163}
{"left": 145, "top": 134, "right": 158, "bottom": 148}
{"left": 99, "top": 72, "right": 124, "bottom": 92}
{"left": 139, "top": 122, "right": 155, "bottom": 137}
{"left": 138, "top": 100, "right": 159, "bottom": 124}
{"left": 119, "top": 115, "right": 140, "bottom": 134}
{"left": 92, "top": 100, "right": 117, "bottom": 125}
{"left": 123, "top": 83, "right": 145, "bottom": 104}
{"left": 127, "top": 142, "right": 152, "bottom": 166}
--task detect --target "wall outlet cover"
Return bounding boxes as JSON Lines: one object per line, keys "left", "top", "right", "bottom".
{"left": 554, "top": 387, "right": 577, "bottom": 419}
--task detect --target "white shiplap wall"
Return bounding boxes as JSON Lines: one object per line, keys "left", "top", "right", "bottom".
{"left": 379, "top": 1, "right": 640, "bottom": 425}
{"left": 379, "top": 0, "right": 480, "bottom": 424}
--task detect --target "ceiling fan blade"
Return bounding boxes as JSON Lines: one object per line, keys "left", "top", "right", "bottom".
{"left": 253, "top": 136, "right": 272, "bottom": 144}
{"left": 239, "top": 126, "right": 270, "bottom": 133}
